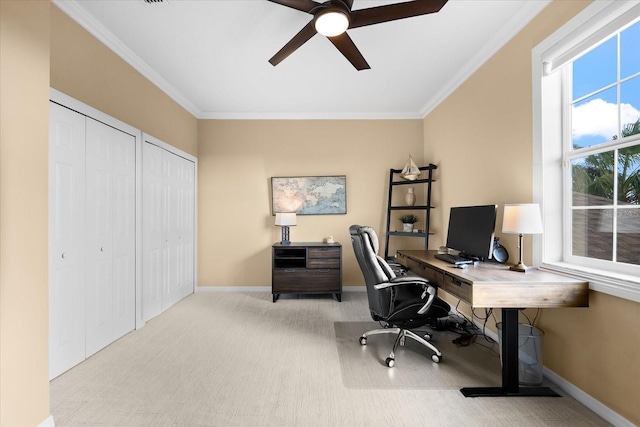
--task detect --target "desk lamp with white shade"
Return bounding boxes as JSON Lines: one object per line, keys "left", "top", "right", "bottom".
{"left": 502, "top": 204, "right": 543, "bottom": 272}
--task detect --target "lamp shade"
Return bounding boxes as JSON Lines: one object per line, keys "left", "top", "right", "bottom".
{"left": 502, "top": 204, "right": 543, "bottom": 234}
{"left": 275, "top": 212, "right": 297, "bottom": 226}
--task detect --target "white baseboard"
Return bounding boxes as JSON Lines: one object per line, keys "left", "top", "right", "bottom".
{"left": 195, "top": 285, "right": 367, "bottom": 293}
{"left": 196, "top": 285, "right": 271, "bottom": 292}
{"left": 469, "top": 316, "right": 632, "bottom": 427}
{"left": 543, "top": 367, "right": 635, "bottom": 427}
{"left": 38, "top": 415, "right": 55, "bottom": 427}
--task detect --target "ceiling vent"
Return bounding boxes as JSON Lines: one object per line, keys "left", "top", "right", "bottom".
{"left": 143, "top": 0, "right": 167, "bottom": 4}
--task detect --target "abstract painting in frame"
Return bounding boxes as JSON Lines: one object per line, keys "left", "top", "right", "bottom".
{"left": 271, "top": 175, "right": 346, "bottom": 215}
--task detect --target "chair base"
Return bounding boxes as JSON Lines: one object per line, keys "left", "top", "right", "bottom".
{"left": 359, "top": 326, "right": 442, "bottom": 366}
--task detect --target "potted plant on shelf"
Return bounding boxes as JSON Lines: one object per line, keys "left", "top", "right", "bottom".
{"left": 399, "top": 214, "right": 419, "bottom": 232}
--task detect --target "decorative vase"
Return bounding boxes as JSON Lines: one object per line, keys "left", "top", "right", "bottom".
{"left": 405, "top": 188, "right": 415, "bottom": 206}
{"left": 402, "top": 223, "right": 413, "bottom": 232}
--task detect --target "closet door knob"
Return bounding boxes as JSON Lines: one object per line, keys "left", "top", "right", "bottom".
{"left": 100, "top": 247, "right": 104, "bottom": 252}
{"left": 61, "top": 253, "right": 66, "bottom": 259}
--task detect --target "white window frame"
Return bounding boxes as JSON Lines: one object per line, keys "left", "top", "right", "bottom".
{"left": 532, "top": 0, "right": 640, "bottom": 303}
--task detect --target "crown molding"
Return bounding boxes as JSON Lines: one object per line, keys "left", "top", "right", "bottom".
{"left": 196, "top": 111, "right": 424, "bottom": 120}
{"left": 52, "top": 0, "right": 201, "bottom": 118}
{"left": 419, "top": 0, "right": 552, "bottom": 118}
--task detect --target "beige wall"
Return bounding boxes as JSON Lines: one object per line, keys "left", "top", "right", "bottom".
{"left": 424, "top": 0, "right": 639, "bottom": 424}
{"left": 0, "top": 1, "right": 51, "bottom": 426}
{"left": 50, "top": 6, "right": 198, "bottom": 156}
{"left": 198, "top": 119, "right": 427, "bottom": 288}
{"left": 2, "top": 0, "right": 638, "bottom": 425}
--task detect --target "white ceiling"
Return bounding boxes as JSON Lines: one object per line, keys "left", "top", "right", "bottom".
{"left": 54, "top": 0, "right": 550, "bottom": 119}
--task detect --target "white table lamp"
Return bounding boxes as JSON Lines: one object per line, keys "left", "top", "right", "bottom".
{"left": 502, "top": 204, "right": 543, "bottom": 272}
{"left": 275, "top": 212, "right": 297, "bottom": 245}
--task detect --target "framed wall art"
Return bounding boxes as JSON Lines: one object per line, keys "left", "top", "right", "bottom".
{"left": 271, "top": 175, "right": 346, "bottom": 215}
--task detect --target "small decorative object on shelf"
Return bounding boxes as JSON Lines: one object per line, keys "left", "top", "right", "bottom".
{"left": 400, "top": 155, "right": 421, "bottom": 181}
{"left": 400, "top": 214, "right": 418, "bottom": 232}
{"left": 405, "top": 187, "right": 415, "bottom": 206}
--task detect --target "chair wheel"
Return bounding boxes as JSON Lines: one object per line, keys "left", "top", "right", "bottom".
{"left": 385, "top": 357, "right": 395, "bottom": 368}
{"left": 432, "top": 354, "right": 441, "bottom": 363}
{"left": 359, "top": 336, "right": 367, "bottom": 345}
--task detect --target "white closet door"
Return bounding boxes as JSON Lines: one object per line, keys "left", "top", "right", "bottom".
{"left": 163, "top": 151, "right": 179, "bottom": 307}
{"left": 49, "top": 103, "right": 86, "bottom": 379}
{"left": 85, "top": 118, "right": 135, "bottom": 357}
{"left": 176, "top": 156, "right": 195, "bottom": 300}
{"left": 165, "top": 152, "right": 195, "bottom": 306}
{"left": 142, "top": 142, "right": 195, "bottom": 319}
{"left": 142, "top": 142, "right": 164, "bottom": 321}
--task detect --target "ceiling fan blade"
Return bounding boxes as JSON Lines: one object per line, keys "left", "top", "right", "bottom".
{"left": 266, "top": 0, "right": 320, "bottom": 14}
{"left": 327, "top": 32, "right": 370, "bottom": 70}
{"left": 350, "top": 0, "right": 448, "bottom": 29}
{"left": 269, "top": 21, "right": 317, "bottom": 66}
{"left": 332, "top": 0, "right": 354, "bottom": 11}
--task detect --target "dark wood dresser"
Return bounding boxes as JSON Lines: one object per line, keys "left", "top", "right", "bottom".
{"left": 271, "top": 242, "right": 342, "bottom": 302}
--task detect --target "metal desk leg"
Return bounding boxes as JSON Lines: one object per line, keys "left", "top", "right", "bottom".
{"left": 460, "top": 308, "right": 560, "bottom": 397}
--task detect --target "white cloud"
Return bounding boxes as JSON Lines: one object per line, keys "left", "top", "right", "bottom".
{"left": 572, "top": 98, "right": 640, "bottom": 140}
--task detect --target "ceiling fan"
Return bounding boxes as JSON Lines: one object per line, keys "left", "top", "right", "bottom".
{"left": 267, "top": 0, "right": 448, "bottom": 70}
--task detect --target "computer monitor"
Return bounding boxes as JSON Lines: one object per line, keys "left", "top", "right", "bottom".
{"left": 445, "top": 204, "right": 498, "bottom": 261}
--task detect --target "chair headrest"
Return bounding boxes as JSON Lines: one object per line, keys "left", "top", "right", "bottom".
{"left": 360, "top": 226, "right": 379, "bottom": 254}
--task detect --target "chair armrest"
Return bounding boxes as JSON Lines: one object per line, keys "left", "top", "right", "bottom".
{"left": 389, "top": 276, "right": 429, "bottom": 285}
{"left": 373, "top": 276, "right": 429, "bottom": 289}
{"left": 417, "top": 286, "right": 436, "bottom": 315}
{"left": 373, "top": 278, "right": 436, "bottom": 315}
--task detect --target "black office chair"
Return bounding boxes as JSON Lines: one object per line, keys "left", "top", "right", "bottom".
{"left": 349, "top": 224, "right": 450, "bottom": 366}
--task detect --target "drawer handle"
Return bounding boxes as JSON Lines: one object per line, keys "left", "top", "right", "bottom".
{"left": 450, "top": 277, "right": 464, "bottom": 286}
{"left": 319, "top": 269, "right": 330, "bottom": 273}
{"left": 284, "top": 269, "right": 296, "bottom": 273}
{"left": 418, "top": 263, "right": 426, "bottom": 270}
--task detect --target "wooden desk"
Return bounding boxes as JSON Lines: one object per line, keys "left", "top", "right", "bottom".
{"left": 395, "top": 249, "right": 589, "bottom": 398}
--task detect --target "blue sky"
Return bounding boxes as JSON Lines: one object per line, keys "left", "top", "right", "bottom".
{"left": 572, "top": 19, "right": 640, "bottom": 149}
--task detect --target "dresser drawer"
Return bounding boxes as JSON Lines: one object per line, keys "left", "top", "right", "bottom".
{"left": 308, "top": 247, "right": 341, "bottom": 258}
{"left": 305, "top": 269, "right": 340, "bottom": 291}
{"left": 273, "top": 268, "right": 340, "bottom": 292}
{"left": 307, "top": 258, "right": 340, "bottom": 268}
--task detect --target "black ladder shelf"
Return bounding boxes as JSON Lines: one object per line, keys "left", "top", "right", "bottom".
{"left": 383, "top": 164, "right": 437, "bottom": 260}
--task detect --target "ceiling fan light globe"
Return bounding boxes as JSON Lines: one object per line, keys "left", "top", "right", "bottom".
{"left": 315, "top": 10, "right": 349, "bottom": 37}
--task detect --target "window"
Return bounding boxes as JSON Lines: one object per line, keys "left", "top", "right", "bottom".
{"left": 568, "top": 19, "right": 640, "bottom": 267}
{"left": 534, "top": 1, "right": 640, "bottom": 302}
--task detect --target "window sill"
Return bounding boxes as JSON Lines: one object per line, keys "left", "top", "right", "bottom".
{"left": 540, "top": 262, "right": 640, "bottom": 303}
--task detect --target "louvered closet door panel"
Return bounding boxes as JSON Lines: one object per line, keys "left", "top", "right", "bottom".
{"left": 142, "top": 142, "right": 164, "bottom": 321}
{"left": 85, "top": 118, "right": 135, "bottom": 357}
{"left": 49, "top": 103, "right": 86, "bottom": 379}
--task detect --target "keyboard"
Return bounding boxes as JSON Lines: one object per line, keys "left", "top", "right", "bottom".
{"left": 434, "top": 253, "right": 473, "bottom": 265}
